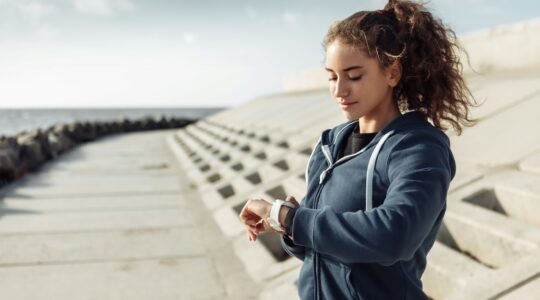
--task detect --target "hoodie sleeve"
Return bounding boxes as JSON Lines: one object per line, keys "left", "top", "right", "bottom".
{"left": 281, "top": 234, "right": 305, "bottom": 261}
{"left": 290, "top": 131, "right": 454, "bottom": 265}
{"left": 279, "top": 136, "right": 324, "bottom": 261}
{"left": 280, "top": 197, "right": 307, "bottom": 261}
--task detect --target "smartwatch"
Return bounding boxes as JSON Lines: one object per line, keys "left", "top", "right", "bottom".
{"left": 268, "top": 199, "right": 296, "bottom": 232}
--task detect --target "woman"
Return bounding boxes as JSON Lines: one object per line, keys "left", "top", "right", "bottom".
{"left": 239, "top": 0, "right": 476, "bottom": 299}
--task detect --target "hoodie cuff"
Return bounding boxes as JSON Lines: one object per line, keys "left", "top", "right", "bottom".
{"left": 291, "top": 206, "right": 320, "bottom": 248}
{"left": 284, "top": 207, "right": 298, "bottom": 236}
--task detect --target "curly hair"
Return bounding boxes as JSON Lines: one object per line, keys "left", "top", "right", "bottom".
{"left": 323, "top": 0, "right": 478, "bottom": 135}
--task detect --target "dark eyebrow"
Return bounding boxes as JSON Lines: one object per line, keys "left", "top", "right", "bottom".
{"left": 325, "top": 65, "right": 364, "bottom": 72}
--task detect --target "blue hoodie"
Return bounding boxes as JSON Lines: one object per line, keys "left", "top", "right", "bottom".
{"left": 281, "top": 111, "right": 456, "bottom": 300}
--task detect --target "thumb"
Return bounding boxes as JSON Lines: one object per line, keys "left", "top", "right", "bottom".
{"left": 285, "top": 196, "right": 300, "bottom": 207}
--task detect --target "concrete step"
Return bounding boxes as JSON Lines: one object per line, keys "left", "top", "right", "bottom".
{"left": 423, "top": 241, "right": 492, "bottom": 299}
{"left": 450, "top": 92, "right": 540, "bottom": 186}
{"left": 0, "top": 227, "right": 204, "bottom": 266}
{"left": 498, "top": 274, "right": 540, "bottom": 300}
{"left": 463, "top": 170, "right": 540, "bottom": 228}
{"left": 0, "top": 257, "right": 226, "bottom": 300}
{"left": 258, "top": 266, "right": 300, "bottom": 300}
{"left": 469, "top": 75, "right": 540, "bottom": 121}
{"left": 519, "top": 151, "right": 540, "bottom": 175}
{"left": 0, "top": 209, "right": 193, "bottom": 234}
{"left": 443, "top": 200, "right": 539, "bottom": 269}
{"left": 0, "top": 193, "right": 186, "bottom": 212}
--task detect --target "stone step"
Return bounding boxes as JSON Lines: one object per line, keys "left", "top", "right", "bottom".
{"left": 423, "top": 241, "right": 492, "bottom": 299}
{"left": 498, "top": 274, "right": 540, "bottom": 300}
{"left": 450, "top": 92, "right": 540, "bottom": 183}
{"left": 443, "top": 200, "right": 540, "bottom": 269}
{"left": 258, "top": 266, "right": 300, "bottom": 300}
{"left": 0, "top": 193, "right": 186, "bottom": 212}
{"left": 464, "top": 170, "right": 540, "bottom": 228}
{"left": 0, "top": 209, "right": 192, "bottom": 234}
{"left": 518, "top": 151, "right": 540, "bottom": 175}
{"left": 0, "top": 227, "right": 203, "bottom": 266}
{"left": 0, "top": 257, "right": 226, "bottom": 300}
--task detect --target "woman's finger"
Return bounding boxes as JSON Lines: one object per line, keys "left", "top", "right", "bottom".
{"left": 238, "top": 199, "right": 251, "bottom": 223}
{"left": 248, "top": 224, "right": 262, "bottom": 241}
{"left": 242, "top": 212, "right": 260, "bottom": 225}
{"left": 246, "top": 225, "right": 258, "bottom": 237}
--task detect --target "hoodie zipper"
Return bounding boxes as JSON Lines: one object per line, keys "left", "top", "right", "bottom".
{"left": 313, "top": 183, "right": 324, "bottom": 300}
{"left": 313, "top": 141, "right": 335, "bottom": 300}
{"left": 313, "top": 132, "right": 383, "bottom": 300}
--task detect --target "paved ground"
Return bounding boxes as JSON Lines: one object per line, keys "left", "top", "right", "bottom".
{"left": 0, "top": 130, "right": 261, "bottom": 300}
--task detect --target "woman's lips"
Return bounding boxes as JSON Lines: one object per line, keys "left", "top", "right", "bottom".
{"left": 340, "top": 102, "right": 358, "bottom": 109}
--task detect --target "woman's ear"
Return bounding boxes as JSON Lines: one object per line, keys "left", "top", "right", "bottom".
{"left": 386, "top": 60, "right": 402, "bottom": 88}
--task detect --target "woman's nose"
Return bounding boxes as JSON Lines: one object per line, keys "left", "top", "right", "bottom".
{"left": 333, "top": 79, "right": 349, "bottom": 98}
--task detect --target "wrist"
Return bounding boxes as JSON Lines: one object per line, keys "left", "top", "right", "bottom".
{"left": 279, "top": 206, "right": 291, "bottom": 226}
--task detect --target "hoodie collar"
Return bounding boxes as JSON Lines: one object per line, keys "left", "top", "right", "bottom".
{"left": 321, "top": 111, "right": 425, "bottom": 158}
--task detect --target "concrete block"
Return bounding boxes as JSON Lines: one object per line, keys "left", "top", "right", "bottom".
{"left": 469, "top": 75, "right": 540, "bottom": 121}
{"left": 443, "top": 201, "right": 538, "bottom": 268}
{"left": 213, "top": 204, "right": 246, "bottom": 237}
{"left": 450, "top": 93, "right": 540, "bottom": 171}
{"left": 423, "top": 242, "right": 492, "bottom": 299}
{"left": 232, "top": 233, "right": 302, "bottom": 282}
{"left": 498, "top": 275, "right": 540, "bottom": 300}
{"left": 258, "top": 266, "right": 300, "bottom": 300}
{"left": 519, "top": 151, "right": 540, "bottom": 174}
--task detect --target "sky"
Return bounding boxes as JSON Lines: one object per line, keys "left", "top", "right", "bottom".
{"left": 0, "top": 0, "right": 539, "bottom": 108}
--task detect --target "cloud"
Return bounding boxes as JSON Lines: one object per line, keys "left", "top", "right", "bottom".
{"left": 183, "top": 32, "right": 197, "bottom": 45}
{"left": 245, "top": 7, "right": 257, "bottom": 20}
{"left": 14, "top": 2, "right": 56, "bottom": 24}
{"left": 35, "top": 23, "right": 59, "bottom": 39}
{"left": 74, "top": 0, "right": 135, "bottom": 16}
{"left": 282, "top": 11, "right": 300, "bottom": 25}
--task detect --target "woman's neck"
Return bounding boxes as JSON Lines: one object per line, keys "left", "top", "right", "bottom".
{"left": 358, "top": 101, "right": 401, "bottom": 134}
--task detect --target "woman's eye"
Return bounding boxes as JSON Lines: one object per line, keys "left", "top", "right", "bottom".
{"left": 328, "top": 77, "right": 337, "bottom": 82}
{"left": 349, "top": 76, "right": 362, "bottom": 81}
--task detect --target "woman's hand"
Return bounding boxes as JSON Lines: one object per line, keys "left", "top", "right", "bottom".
{"left": 239, "top": 198, "right": 272, "bottom": 241}
{"left": 239, "top": 196, "right": 300, "bottom": 242}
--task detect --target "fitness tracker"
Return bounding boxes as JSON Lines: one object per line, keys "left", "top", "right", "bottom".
{"left": 268, "top": 199, "right": 295, "bottom": 232}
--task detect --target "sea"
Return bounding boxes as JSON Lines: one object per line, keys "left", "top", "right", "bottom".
{"left": 0, "top": 108, "right": 225, "bottom": 137}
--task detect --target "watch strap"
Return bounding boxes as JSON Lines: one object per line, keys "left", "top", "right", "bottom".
{"left": 269, "top": 200, "right": 295, "bottom": 231}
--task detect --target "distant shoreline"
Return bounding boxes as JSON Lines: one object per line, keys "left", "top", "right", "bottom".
{"left": 0, "top": 107, "right": 224, "bottom": 137}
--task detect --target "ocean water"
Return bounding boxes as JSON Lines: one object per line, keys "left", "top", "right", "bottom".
{"left": 0, "top": 108, "right": 224, "bottom": 137}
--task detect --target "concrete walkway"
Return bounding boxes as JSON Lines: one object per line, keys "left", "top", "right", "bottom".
{"left": 0, "top": 130, "right": 261, "bottom": 300}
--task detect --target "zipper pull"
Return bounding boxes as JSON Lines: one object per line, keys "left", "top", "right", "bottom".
{"left": 319, "top": 169, "right": 332, "bottom": 184}
{"left": 319, "top": 171, "right": 326, "bottom": 184}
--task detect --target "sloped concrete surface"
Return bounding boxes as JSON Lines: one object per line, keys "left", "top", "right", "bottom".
{"left": 0, "top": 130, "right": 261, "bottom": 300}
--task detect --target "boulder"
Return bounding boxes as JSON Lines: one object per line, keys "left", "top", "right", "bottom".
{"left": 17, "top": 132, "right": 47, "bottom": 171}
{"left": 0, "top": 137, "right": 26, "bottom": 180}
